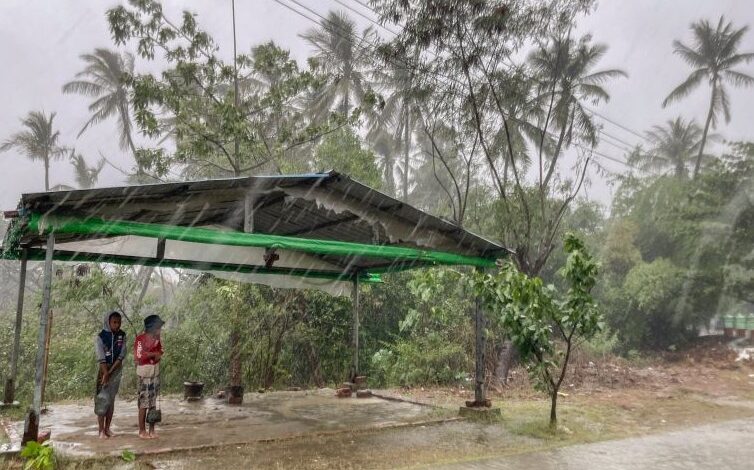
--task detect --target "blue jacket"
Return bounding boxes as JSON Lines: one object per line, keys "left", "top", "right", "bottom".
{"left": 95, "top": 311, "right": 126, "bottom": 366}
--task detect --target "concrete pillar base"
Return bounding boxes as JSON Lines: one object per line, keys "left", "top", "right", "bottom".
{"left": 227, "top": 385, "right": 244, "bottom": 405}
{"left": 459, "top": 406, "right": 502, "bottom": 420}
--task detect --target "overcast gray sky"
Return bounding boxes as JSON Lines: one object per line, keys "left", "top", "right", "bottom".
{"left": 1, "top": 0, "right": 753, "bottom": 211}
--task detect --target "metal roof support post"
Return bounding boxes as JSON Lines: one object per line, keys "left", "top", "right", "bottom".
{"left": 474, "top": 268, "right": 487, "bottom": 406}
{"left": 351, "top": 274, "right": 360, "bottom": 379}
{"left": 23, "top": 233, "right": 54, "bottom": 444}
{"left": 3, "top": 247, "right": 27, "bottom": 405}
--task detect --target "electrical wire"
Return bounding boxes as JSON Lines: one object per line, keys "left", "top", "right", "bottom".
{"left": 270, "top": 0, "right": 643, "bottom": 171}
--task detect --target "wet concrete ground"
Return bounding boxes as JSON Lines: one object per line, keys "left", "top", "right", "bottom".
{"left": 4, "top": 389, "right": 440, "bottom": 458}
{"left": 440, "top": 417, "right": 754, "bottom": 470}
{"left": 145, "top": 419, "right": 539, "bottom": 470}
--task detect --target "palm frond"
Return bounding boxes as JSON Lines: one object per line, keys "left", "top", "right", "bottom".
{"left": 62, "top": 80, "right": 106, "bottom": 97}
{"left": 720, "top": 52, "right": 754, "bottom": 68}
{"left": 722, "top": 69, "right": 754, "bottom": 87}
{"left": 662, "top": 68, "right": 706, "bottom": 107}
{"left": 672, "top": 40, "right": 707, "bottom": 67}
{"left": 578, "top": 83, "right": 611, "bottom": 103}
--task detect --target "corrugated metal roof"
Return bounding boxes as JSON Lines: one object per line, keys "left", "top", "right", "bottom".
{"left": 8, "top": 171, "right": 508, "bottom": 274}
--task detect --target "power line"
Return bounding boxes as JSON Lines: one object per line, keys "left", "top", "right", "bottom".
{"left": 277, "top": 0, "right": 641, "bottom": 172}
{"left": 331, "top": 0, "right": 400, "bottom": 37}
{"left": 330, "top": 0, "right": 644, "bottom": 161}
{"left": 270, "top": 0, "right": 641, "bottom": 172}
{"left": 350, "top": 0, "right": 652, "bottom": 148}
{"left": 584, "top": 105, "right": 647, "bottom": 142}
{"left": 599, "top": 133, "right": 634, "bottom": 154}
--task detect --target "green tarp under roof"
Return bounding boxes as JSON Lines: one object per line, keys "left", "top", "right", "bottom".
{"left": 1, "top": 172, "right": 508, "bottom": 295}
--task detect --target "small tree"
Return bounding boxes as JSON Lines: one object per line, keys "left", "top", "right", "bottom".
{"left": 474, "top": 233, "right": 600, "bottom": 427}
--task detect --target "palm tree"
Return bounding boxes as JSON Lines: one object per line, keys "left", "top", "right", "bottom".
{"left": 529, "top": 35, "right": 627, "bottom": 148}
{"left": 300, "top": 10, "right": 376, "bottom": 120}
{"left": 369, "top": 53, "right": 424, "bottom": 201}
{"left": 663, "top": 17, "right": 754, "bottom": 178}
{"left": 629, "top": 117, "right": 703, "bottom": 178}
{"left": 489, "top": 73, "right": 549, "bottom": 180}
{"left": 63, "top": 48, "right": 137, "bottom": 155}
{"left": 366, "top": 126, "right": 398, "bottom": 195}
{"left": 70, "top": 150, "right": 105, "bottom": 189}
{"left": 1, "top": 111, "right": 66, "bottom": 191}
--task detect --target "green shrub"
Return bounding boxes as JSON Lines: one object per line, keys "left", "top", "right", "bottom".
{"left": 371, "top": 332, "right": 470, "bottom": 387}
{"left": 20, "top": 441, "right": 55, "bottom": 470}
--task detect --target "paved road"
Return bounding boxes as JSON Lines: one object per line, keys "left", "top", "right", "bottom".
{"left": 440, "top": 418, "right": 754, "bottom": 470}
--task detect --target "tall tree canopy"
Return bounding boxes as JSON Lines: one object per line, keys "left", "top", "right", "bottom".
{"left": 1, "top": 110, "right": 66, "bottom": 191}
{"left": 663, "top": 16, "right": 754, "bottom": 178}
{"left": 301, "top": 10, "right": 377, "bottom": 120}
{"left": 63, "top": 48, "right": 137, "bottom": 156}
{"left": 373, "top": 0, "right": 624, "bottom": 276}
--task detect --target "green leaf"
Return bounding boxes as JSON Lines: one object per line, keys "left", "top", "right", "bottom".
{"left": 122, "top": 449, "right": 137, "bottom": 462}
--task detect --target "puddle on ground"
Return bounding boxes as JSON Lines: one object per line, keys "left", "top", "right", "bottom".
{"left": 4, "top": 389, "right": 438, "bottom": 458}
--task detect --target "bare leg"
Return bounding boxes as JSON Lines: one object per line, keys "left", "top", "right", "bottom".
{"left": 148, "top": 412, "right": 158, "bottom": 438}
{"left": 138, "top": 408, "right": 150, "bottom": 439}
{"left": 104, "top": 403, "right": 115, "bottom": 437}
{"left": 97, "top": 415, "right": 107, "bottom": 439}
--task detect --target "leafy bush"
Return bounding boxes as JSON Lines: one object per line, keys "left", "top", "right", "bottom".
{"left": 20, "top": 441, "right": 55, "bottom": 470}
{"left": 609, "top": 258, "right": 689, "bottom": 350}
{"left": 578, "top": 328, "right": 619, "bottom": 360}
{"left": 371, "top": 332, "right": 470, "bottom": 387}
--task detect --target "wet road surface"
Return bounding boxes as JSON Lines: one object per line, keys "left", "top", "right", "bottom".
{"left": 440, "top": 417, "right": 754, "bottom": 469}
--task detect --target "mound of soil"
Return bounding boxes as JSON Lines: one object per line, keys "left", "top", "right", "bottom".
{"left": 661, "top": 335, "right": 740, "bottom": 366}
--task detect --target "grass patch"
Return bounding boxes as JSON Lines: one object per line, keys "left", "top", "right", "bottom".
{"left": 503, "top": 400, "right": 610, "bottom": 445}
{"left": 0, "top": 405, "right": 27, "bottom": 422}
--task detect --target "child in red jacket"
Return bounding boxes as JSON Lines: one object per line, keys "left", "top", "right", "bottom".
{"left": 134, "top": 314, "right": 164, "bottom": 439}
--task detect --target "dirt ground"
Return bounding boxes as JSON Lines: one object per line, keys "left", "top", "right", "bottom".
{"left": 2, "top": 336, "right": 754, "bottom": 469}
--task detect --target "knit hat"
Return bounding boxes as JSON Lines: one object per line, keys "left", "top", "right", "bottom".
{"left": 144, "top": 314, "right": 165, "bottom": 331}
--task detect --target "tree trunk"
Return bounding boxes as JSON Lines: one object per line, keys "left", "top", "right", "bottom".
{"left": 550, "top": 388, "right": 558, "bottom": 428}
{"left": 44, "top": 157, "right": 50, "bottom": 192}
{"left": 494, "top": 340, "right": 517, "bottom": 386}
{"left": 384, "top": 155, "right": 396, "bottom": 196}
{"left": 402, "top": 107, "right": 410, "bottom": 202}
{"left": 693, "top": 84, "right": 716, "bottom": 179}
{"left": 136, "top": 267, "right": 153, "bottom": 307}
{"left": 229, "top": 328, "right": 242, "bottom": 387}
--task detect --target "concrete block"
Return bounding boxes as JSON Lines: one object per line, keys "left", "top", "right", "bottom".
{"left": 37, "top": 430, "right": 51, "bottom": 444}
{"left": 459, "top": 406, "right": 502, "bottom": 421}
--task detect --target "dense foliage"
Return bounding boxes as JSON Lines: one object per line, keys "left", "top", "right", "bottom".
{"left": 1, "top": 1, "right": 753, "bottom": 425}
{"left": 474, "top": 233, "right": 601, "bottom": 426}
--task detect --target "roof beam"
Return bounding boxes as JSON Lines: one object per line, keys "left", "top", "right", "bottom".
{"left": 21, "top": 248, "right": 379, "bottom": 283}
{"left": 280, "top": 214, "right": 360, "bottom": 236}
{"left": 21, "top": 213, "right": 497, "bottom": 269}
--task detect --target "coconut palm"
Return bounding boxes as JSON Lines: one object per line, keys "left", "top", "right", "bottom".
{"left": 63, "top": 48, "right": 137, "bottom": 154}
{"left": 0, "top": 111, "right": 66, "bottom": 191}
{"left": 69, "top": 150, "right": 105, "bottom": 189}
{"left": 529, "top": 35, "right": 627, "bottom": 147}
{"left": 366, "top": 126, "right": 398, "bottom": 195}
{"left": 369, "top": 53, "right": 424, "bottom": 200}
{"left": 663, "top": 17, "right": 754, "bottom": 178}
{"left": 489, "top": 72, "right": 550, "bottom": 178}
{"left": 629, "top": 117, "right": 704, "bottom": 178}
{"left": 300, "top": 10, "right": 377, "bottom": 120}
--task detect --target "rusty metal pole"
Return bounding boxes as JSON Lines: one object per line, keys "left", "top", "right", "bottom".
{"left": 474, "top": 289, "right": 486, "bottom": 405}
{"left": 23, "top": 233, "right": 54, "bottom": 444}
{"left": 351, "top": 275, "right": 360, "bottom": 378}
{"left": 40, "top": 308, "right": 54, "bottom": 409}
{"left": 3, "top": 247, "right": 28, "bottom": 405}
